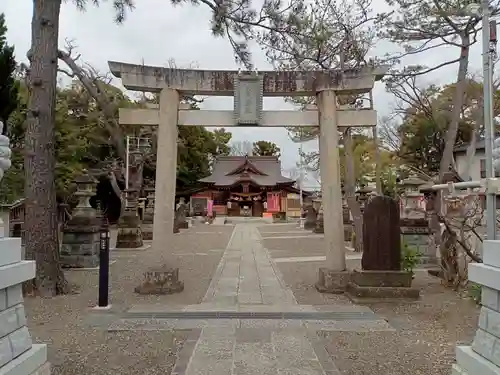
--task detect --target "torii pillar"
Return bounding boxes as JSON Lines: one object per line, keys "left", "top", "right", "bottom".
{"left": 315, "top": 90, "right": 349, "bottom": 293}
{"left": 154, "top": 89, "right": 179, "bottom": 244}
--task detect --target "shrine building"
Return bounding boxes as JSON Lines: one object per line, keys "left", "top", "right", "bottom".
{"left": 189, "top": 155, "right": 309, "bottom": 217}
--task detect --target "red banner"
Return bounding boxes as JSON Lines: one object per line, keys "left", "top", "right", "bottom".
{"left": 266, "top": 192, "right": 281, "bottom": 212}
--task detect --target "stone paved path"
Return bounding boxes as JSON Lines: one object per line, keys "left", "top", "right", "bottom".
{"left": 187, "top": 224, "right": 330, "bottom": 375}
{"left": 202, "top": 224, "right": 296, "bottom": 305}
{"left": 109, "top": 224, "right": 394, "bottom": 375}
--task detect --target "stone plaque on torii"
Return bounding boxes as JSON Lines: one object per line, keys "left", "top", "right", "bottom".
{"left": 110, "top": 61, "right": 389, "bottom": 295}
{"left": 233, "top": 71, "right": 263, "bottom": 126}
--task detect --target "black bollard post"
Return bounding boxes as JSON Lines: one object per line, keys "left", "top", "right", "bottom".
{"left": 98, "top": 203, "right": 110, "bottom": 307}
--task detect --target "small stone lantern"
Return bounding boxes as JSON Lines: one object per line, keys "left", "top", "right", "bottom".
{"left": 399, "top": 176, "right": 426, "bottom": 218}
{"left": 356, "top": 184, "right": 372, "bottom": 213}
{"left": 72, "top": 172, "right": 98, "bottom": 219}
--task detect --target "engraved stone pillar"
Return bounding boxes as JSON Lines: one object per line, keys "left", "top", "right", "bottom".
{"left": 0, "top": 120, "right": 50, "bottom": 374}
{"left": 142, "top": 186, "right": 155, "bottom": 241}
{"left": 116, "top": 188, "right": 143, "bottom": 249}
{"left": 60, "top": 173, "right": 100, "bottom": 268}
{"left": 316, "top": 90, "right": 349, "bottom": 294}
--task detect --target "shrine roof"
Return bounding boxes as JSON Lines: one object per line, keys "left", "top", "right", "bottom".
{"left": 200, "top": 155, "right": 294, "bottom": 186}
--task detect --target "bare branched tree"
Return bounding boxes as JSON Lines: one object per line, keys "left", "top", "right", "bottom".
{"left": 377, "top": 0, "right": 500, "bottom": 180}
{"left": 437, "top": 193, "right": 484, "bottom": 289}
{"left": 229, "top": 140, "right": 254, "bottom": 156}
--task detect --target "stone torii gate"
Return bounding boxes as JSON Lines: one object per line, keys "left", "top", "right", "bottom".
{"left": 109, "top": 61, "right": 388, "bottom": 293}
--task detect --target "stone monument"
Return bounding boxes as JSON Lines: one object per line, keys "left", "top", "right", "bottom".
{"left": 134, "top": 265, "right": 184, "bottom": 295}
{"left": 0, "top": 121, "right": 50, "bottom": 374}
{"left": 60, "top": 172, "right": 100, "bottom": 268}
{"left": 115, "top": 188, "right": 144, "bottom": 249}
{"left": 346, "top": 195, "right": 420, "bottom": 302}
{"left": 304, "top": 205, "right": 317, "bottom": 230}
{"left": 452, "top": 240, "right": 500, "bottom": 375}
{"left": 142, "top": 185, "right": 155, "bottom": 241}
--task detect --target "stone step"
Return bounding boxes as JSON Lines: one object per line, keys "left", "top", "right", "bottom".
{"left": 107, "top": 317, "right": 395, "bottom": 332}
{"left": 127, "top": 303, "right": 374, "bottom": 314}
{"left": 122, "top": 310, "right": 380, "bottom": 320}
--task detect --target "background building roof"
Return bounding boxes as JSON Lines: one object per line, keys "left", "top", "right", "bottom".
{"left": 200, "top": 155, "right": 295, "bottom": 186}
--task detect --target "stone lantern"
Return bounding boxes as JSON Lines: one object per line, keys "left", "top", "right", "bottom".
{"left": 73, "top": 173, "right": 98, "bottom": 215}
{"left": 356, "top": 184, "right": 372, "bottom": 213}
{"left": 399, "top": 176, "right": 426, "bottom": 219}
{"left": 61, "top": 171, "right": 100, "bottom": 268}
{"left": 398, "top": 176, "right": 437, "bottom": 267}
{"left": 116, "top": 185, "right": 144, "bottom": 249}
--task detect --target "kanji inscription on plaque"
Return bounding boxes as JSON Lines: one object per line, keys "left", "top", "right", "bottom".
{"left": 233, "top": 74, "right": 263, "bottom": 126}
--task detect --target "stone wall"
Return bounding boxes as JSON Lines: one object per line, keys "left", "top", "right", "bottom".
{"left": 0, "top": 237, "right": 49, "bottom": 374}
{"left": 453, "top": 240, "right": 500, "bottom": 374}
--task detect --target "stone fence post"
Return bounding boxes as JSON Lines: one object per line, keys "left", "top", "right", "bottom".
{"left": 453, "top": 240, "right": 500, "bottom": 374}
{"left": 0, "top": 120, "right": 50, "bottom": 373}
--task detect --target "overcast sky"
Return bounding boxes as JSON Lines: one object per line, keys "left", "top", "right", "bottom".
{"left": 0, "top": 0, "right": 489, "bottom": 187}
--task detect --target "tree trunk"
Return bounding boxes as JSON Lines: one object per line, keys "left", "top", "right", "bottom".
{"left": 439, "top": 35, "right": 470, "bottom": 179}
{"left": 433, "top": 36, "right": 470, "bottom": 252}
{"left": 25, "top": 0, "right": 68, "bottom": 296}
{"left": 343, "top": 129, "right": 363, "bottom": 252}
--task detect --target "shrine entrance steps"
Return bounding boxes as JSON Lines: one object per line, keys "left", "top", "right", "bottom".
{"left": 223, "top": 216, "right": 273, "bottom": 225}
{"left": 108, "top": 224, "right": 394, "bottom": 375}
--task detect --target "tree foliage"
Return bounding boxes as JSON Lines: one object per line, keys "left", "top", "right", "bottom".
{"left": 252, "top": 140, "right": 281, "bottom": 157}
{"left": 377, "top": 0, "right": 500, "bottom": 178}
{"left": 1, "top": 79, "right": 233, "bottom": 201}
{"left": 0, "top": 13, "right": 18, "bottom": 126}
{"left": 177, "top": 127, "right": 232, "bottom": 191}
{"left": 380, "top": 79, "right": 500, "bottom": 175}
{"left": 377, "top": 0, "right": 492, "bottom": 75}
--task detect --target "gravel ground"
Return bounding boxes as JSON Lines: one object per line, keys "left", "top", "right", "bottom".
{"left": 322, "top": 274, "right": 478, "bottom": 375}
{"left": 263, "top": 237, "right": 326, "bottom": 258}
{"left": 23, "top": 223, "right": 479, "bottom": 374}
{"left": 270, "top": 229, "right": 479, "bottom": 375}
{"left": 24, "top": 223, "right": 233, "bottom": 374}
{"left": 257, "top": 223, "right": 301, "bottom": 233}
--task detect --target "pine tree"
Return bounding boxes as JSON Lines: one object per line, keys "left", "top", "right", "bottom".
{"left": 0, "top": 13, "right": 18, "bottom": 129}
